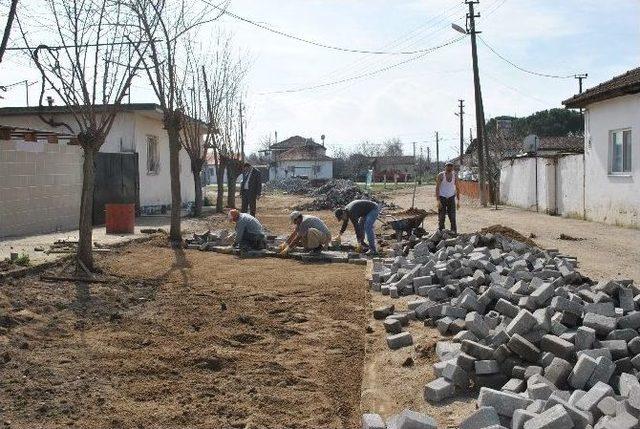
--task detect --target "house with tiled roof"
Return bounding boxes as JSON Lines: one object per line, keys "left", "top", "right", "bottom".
{"left": 265, "top": 135, "right": 333, "bottom": 180}
{"left": 500, "top": 67, "right": 640, "bottom": 228}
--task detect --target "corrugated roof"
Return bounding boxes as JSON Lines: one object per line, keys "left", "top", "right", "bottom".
{"left": 563, "top": 67, "right": 640, "bottom": 108}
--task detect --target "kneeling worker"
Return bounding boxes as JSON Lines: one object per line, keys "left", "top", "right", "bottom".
{"left": 229, "top": 209, "right": 266, "bottom": 251}
{"left": 280, "top": 211, "right": 331, "bottom": 255}
{"left": 334, "top": 199, "right": 380, "bottom": 255}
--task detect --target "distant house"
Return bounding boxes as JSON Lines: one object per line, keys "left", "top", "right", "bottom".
{"left": 369, "top": 155, "right": 415, "bottom": 182}
{"left": 265, "top": 135, "right": 333, "bottom": 180}
{"left": 500, "top": 67, "right": 639, "bottom": 228}
{"left": 0, "top": 103, "right": 197, "bottom": 219}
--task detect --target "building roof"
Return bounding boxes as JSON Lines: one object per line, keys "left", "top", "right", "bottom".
{"left": 277, "top": 146, "right": 332, "bottom": 161}
{"left": 537, "top": 135, "right": 583, "bottom": 153}
{"left": 0, "top": 103, "right": 161, "bottom": 116}
{"left": 269, "top": 135, "right": 324, "bottom": 150}
{"left": 563, "top": 67, "right": 640, "bottom": 108}
{"left": 371, "top": 155, "right": 415, "bottom": 167}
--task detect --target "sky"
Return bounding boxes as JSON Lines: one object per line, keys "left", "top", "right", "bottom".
{"left": 1, "top": 0, "right": 639, "bottom": 161}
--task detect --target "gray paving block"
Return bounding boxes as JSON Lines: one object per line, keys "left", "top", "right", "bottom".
{"left": 465, "top": 311, "right": 490, "bottom": 338}
{"left": 544, "top": 357, "right": 572, "bottom": 387}
{"left": 583, "top": 313, "right": 617, "bottom": 337}
{"left": 508, "top": 333, "right": 541, "bottom": 362}
{"left": 627, "top": 336, "right": 640, "bottom": 355}
{"left": 456, "top": 352, "right": 477, "bottom": 372}
{"left": 598, "top": 339, "right": 628, "bottom": 360}
{"left": 540, "top": 334, "right": 576, "bottom": 361}
{"left": 596, "top": 396, "right": 618, "bottom": 417}
{"left": 502, "top": 377, "right": 525, "bottom": 393}
{"left": 387, "top": 332, "right": 413, "bottom": 350}
{"left": 618, "top": 311, "right": 640, "bottom": 329}
{"left": 545, "top": 392, "right": 593, "bottom": 429}
{"left": 362, "top": 413, "right": 385, "bottom": 429}
{"left": 373, "top": 305, "right": 395, "bottom": 319}
{"left": 530, "top": 281, "right": 555, "bottom": 306}
{"left": 423, "top": 377, "right": 455, "bottom": 403}
{"left": 569, "top": 355, "right": 598, "bottom": 390}
{"left": 443, "top": 362, "right": 469, "bottom": 388}
{"left": 383, "top": 318, "right": 403, "bottom": 334}
{"left": 477, "top": 387, "right": 534, "bottom": 417}
{"left": 461, "top": 339, "right": 495, "bottom": 360}
{"left": 494, "top": 298, "right": 519, "bottom": 318}
{"left": 586, "top": 356, "right": 615, "bottom": 388}
{"left": 523, "top": 404, "right": 573, "bottom": 429}
{"left": 387, "top": 409, "right": 437, "bottom": 429}
{"left": 475, "top": 359, "right": 500, "bottom": 375}
{"left": 618, "top": 372, "right": 640, "bottom": 399}
{"left": 460, "top": 406, "right": 500, "bottom": 429}
{"left": 513, "top": 409, "right": 538, "bottom": 429}
{"left": 506, "top": 309, "right": 538, "bottom": 337}
{"left": 575, "top": 381, "right": 614, "bottom": 414}
{"left": 600, "top": 412, "right": 638, "bottom": 429}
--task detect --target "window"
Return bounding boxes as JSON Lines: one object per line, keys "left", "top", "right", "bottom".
{"left": 610, "top": 129, "right": 632, "bottom": 174}
{"left": 146, "top": 135, "right": 160, "bottom": 174}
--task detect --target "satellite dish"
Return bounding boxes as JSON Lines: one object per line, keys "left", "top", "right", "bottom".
{"left": 523, "top": 134, "right": 539, "bottom": 153}
{"left": 451, "top": 23, "right": 467, "bottom": 34}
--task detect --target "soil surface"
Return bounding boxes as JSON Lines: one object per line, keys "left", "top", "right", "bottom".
{"left": 0, "top": 195, "right": 367, "bottom": 429}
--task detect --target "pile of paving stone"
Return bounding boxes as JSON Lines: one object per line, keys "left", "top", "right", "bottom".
{"left": 295, "top": 179, "right": 384, "bottom": 211}
{"left": 263, "top": 177, "right": 312, "bottom": 194}
{"left": 365, "top": 229, "right": 639, "bottom": 429}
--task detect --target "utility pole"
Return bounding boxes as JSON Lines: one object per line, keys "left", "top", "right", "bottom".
{"left": 239, "top": 100, "right": 245, "bottom": 161}
{"left": 464, "top": 0, "right": 488, "bottom": 206}
{"left": 575, "top": 73, "right": 588, "bottom": 114}
{"left": 435, "top": 131, "right": 440, "bottom": 172}
{"left": 427, "top": 147, "right": 431, "bottom": 172}
{"left": 455, "top": 99, "right": 464, "bottom": 164}
{"left": 411, "top": 141, "right": 417, "bottom": 208}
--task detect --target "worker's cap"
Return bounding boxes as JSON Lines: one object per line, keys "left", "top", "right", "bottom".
{"left": 334, "top": 208, "right": 345, "bottom": 220}
{"left": 289, "top": 210, "right": 302, "bottom": 223}
{"left": 445, "top": 161, "right": 454, "bottom": 167}
{"left": 228, "top": 209, "right": 240, "bottom": 221}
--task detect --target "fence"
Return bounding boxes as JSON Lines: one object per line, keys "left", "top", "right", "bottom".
{"left": 458, "top": 179, "right": 493, "bottom": 201}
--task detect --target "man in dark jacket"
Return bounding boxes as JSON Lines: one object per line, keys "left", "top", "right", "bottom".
{"left": 240, "top": 162, "right": 262, "bottom": 216}
{"left": 334, "top": 199, "right": 380, "bottom": 255}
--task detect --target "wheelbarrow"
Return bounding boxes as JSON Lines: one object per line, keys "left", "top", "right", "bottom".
{"left": 383, "top": 211, "right": 428, "bottom": 241}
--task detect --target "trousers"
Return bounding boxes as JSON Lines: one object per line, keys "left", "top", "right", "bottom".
{"left": 241, "top": 190, "right": 257, "bottom": 217}
{"left": 438, "top": 196, "right": 457, "bottom": 233}
{"left": 357, "top": 204, "right": 380, "bottom": 252}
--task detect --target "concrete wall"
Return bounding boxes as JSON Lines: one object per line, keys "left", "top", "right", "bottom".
{"left": 500, "top": 154, "right": 584, "bottom": 217}
{"left": 270, "top": 160, "right": 333, "bottom": 180}
{"left": 584, "top": 94, "right": 640, "bottom": 228}
{"left": 0, "top": 139, "right": 82, "bottom": 238}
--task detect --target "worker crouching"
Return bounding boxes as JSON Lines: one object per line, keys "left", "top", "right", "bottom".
{"left": 280, "top": 211, "right": 331, "bottom": 255}
{"left": 228, "top": 209, "right": 267, "bottom": 251}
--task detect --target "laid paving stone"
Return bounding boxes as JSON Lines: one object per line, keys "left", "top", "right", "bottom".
{"left": 459, "top": 406, "right": 500, "bottom": 429}
{"left": 423, "top": 377, "right": 455, "bottom": 403}
{"left": 387, "top": 332, "right": 413, "bottom": 350}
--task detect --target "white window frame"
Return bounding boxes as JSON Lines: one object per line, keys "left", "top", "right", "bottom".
{"left": 146, "top": 135, "right": 160, "bottom": 175}
{"left": 609, "top": 128, "right": 632, "bottom": 175}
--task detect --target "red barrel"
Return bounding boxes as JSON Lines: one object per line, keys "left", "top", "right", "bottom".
{"left": 105, "top": 203, "right": 135, "bottom": 234}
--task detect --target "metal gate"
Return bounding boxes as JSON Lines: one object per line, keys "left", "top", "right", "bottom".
{"left": 93, "top": 152, "right": 140, "bottom": 225}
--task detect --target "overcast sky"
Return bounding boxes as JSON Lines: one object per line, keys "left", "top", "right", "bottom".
{"left": 1, "top": 0, "right": 638, "bottom": 160}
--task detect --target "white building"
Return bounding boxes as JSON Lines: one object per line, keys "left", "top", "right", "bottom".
{"left": 499, "top": 67, "right": 640, "bottom": 228}
{"left": 0, "top": 103, "right": 196, "bottom": 215}
{"left": 266, "top": 136, "right": 333, "bottom": 180}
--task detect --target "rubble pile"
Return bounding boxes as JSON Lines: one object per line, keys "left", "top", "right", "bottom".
{"left": 263, "top": 177, "right": 312, "bottom": 194}
{"left": 366, "top": 229, "right": 640, "bottom": 429}
{"left": 295, "top": 179, "right": 383, "bottom": 211}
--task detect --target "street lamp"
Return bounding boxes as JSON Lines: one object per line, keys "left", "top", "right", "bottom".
{"left": 451, "top": 23, "right": 467, "bottom": 35}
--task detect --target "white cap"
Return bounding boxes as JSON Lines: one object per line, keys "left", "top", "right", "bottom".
{"left": 289, "top": 210, "right": 302, "bottom": 223}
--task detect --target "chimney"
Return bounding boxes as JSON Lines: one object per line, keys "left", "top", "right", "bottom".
{"left": 46, "top": 96, "right": 54, "bottom": 106}
{"left": 321, "top": 134, "right": 325, "bottom": 147}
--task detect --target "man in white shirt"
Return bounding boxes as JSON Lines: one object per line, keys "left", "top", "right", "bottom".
{"left": 435, "top": 162, "right": 460, "bottom": 233}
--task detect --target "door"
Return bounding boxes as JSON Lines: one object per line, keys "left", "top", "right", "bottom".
{"left": 93, "top": 152, "right": 140, "bottom": 225}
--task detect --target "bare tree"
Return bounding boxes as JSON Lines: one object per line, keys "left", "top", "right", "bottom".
{"left": 0, "top": 0, "right": 18, "bottom": 64}
{"left": 19, "top": 0, "right": 151, "bottom": 269}
{"left": 129, "top": 0, "right": 226, "bottom": 242}
{"left": 180, "top": 33, "right": 245, "bottom": 215}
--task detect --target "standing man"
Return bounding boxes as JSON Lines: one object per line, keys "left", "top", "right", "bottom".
{"left": 241, "top": 162, "right": 262, "bottom": 216}
{"left": 229, "top": 209, "right": 267, "bottom": 251}
{"left": 334, "top": 199, "right": 380, "bottom": 255}
{"left": 280, "top": 211, "right": 331, "bottom": 255}
{"left": 435, "top": 162, "right": 460, "bottom": 233}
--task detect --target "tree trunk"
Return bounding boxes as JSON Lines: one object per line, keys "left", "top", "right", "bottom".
{"left": 226, "top": 160, "right": 238, "bottom": 208}
{"left": 215, "top": 158, "right": 225, "bottom": 213}
{"left": 167, "top": 126, "right": 182, "bottom": 243}
{"left": 192, "top": 169, "right": 203, "bottom": 217}
{"left": 77, "top": 146, "right": 97, "bottom": 270}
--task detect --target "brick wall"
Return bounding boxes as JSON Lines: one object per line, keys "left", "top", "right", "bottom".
{"left": 0, "top": 139, "right": 83, "bottom": 238}
{"left": 458, "top": 179, "right": 495, "bottom": 202}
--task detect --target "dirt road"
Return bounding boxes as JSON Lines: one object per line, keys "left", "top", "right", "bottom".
{"left": 0, "top": 197, "right": 367, "bottom": 429}
{"left": 389, "top": 185, "right": 640, "bottom": 281}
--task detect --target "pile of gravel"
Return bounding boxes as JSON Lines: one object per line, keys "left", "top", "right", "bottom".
{"left": 295, "top": 179, "right": 384, "bottom": 211}
{"left": 367, "top": 229, "right": 639, "bottom": 429}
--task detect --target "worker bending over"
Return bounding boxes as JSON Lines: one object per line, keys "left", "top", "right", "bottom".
{"left": 228, "top": 209, "right": 266, "bottom": 251}
{"left": 435, "top": 161, "right": 460, "bottom": 233}
{"left": 334, "top": 199, "right": 380, "bottom": 255}
{"left": 280, "top": 211, "right": 331, "bottom": 255}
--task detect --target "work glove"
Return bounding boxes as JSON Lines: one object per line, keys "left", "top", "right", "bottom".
{"left": 332, "top": 235, "right": 342, "bottom": 244}
{"left": 355, "top": 243, "right": 362, "bottom": 253}
{"left": 279, "top": 245, "right": 290, "bottom": 256}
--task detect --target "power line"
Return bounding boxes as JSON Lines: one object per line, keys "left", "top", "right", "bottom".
{"left": 478, "top": 35, "right": 574, "bottom": 79}
{"left": 205, "top": 0, "right": 466, "bottom": 56}
{"left": 258, "top": 36, "right": 466, "bottom": 94}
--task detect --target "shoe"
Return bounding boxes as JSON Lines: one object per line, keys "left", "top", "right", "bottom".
{"left": 365, "top": 249, "right": 379, "bottom": 256}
